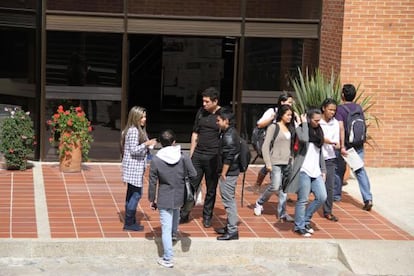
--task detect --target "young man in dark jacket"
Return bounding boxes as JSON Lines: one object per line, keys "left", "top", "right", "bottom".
{"left": 148, "top": 129, "right": 196, "bottom": 268}
{"left": 214, "top": 108, "right": 241, "bottom": 240}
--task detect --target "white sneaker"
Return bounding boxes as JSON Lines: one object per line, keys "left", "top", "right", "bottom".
{"left": 157, "top": 258, "right": 174, "bottom": 268}
{"left": 253, "top": 202, "right": 263, "bottom": 216}
{"left": 305, "top": 224, "right": 314, "bottom": 234}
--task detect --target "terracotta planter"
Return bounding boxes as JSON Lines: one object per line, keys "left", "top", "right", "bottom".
{"left": 59, "top": 132, "right": 82, "bottom": 173}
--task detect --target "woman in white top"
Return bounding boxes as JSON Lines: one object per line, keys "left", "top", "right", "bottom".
{"left": 285, "top": 108, "right": 327, "bottom": 237}
{"left": 320, "top": 98, "right": 340, "bottom": 221}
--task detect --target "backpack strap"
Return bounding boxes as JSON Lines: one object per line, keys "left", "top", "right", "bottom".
{"left": 269, "top": 123, "right": 280, "bottom": 151}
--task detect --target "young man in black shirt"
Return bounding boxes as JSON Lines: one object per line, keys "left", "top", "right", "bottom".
{"left": 180, "top": 87, "right": 221, "bottom": 228}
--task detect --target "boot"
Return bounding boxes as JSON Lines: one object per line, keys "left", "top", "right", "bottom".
{"left": 255, "top": 171, "right": 266, "bottom": 187}
{"left": 123, "top": 210, "right": 144, "bottom": 231}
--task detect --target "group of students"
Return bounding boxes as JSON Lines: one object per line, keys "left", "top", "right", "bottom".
{"left": 118, "top": 85, "right": 374, "bottom": 268}
{"left": 253, "top": 85, "right": 373, "bottom": 237}
{"left": 119, "top": 87, "right": 243, "bottom": 268}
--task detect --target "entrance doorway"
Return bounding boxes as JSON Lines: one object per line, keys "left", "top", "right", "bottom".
{"left": 128, "top": 35, "right": 235, "bottom": 142}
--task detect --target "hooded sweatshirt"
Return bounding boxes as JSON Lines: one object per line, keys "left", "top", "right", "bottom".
{"left": 148, "top": 145, "right": 197, "bottom": 209}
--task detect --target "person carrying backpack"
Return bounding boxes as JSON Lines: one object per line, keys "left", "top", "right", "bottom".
{"left": 253, "top": 105, "right": 295, "bottom": 222}
{"left": 253, "top": 92, "right": 295, "bottom": 187}
{"left": 335, "top": 84, "right": 373, "bottom": 211}
{"left": 215, "top": 108, "right": 241, "bottom": 240}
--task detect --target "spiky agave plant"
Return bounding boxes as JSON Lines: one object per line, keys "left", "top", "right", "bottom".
{"left": 291, "top": 67, "right": 342, "bottom": 115}
{"left": 290, "top": 67, "right": 380, "bottom": 147}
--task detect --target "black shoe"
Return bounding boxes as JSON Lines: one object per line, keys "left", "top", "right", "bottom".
{"left": 203, "top": 218, "right": 212, "bottom": 228}
{"left": 217, "top": 232, "right": 239, "bottom": 241}
{"left": 363, "top": 200, "right": 373, "bottom": 211}
{"left": 214, "top": 227, "right": 227, "bottom": 235}
{"left": 123, "top": 224, "right": 144, "bottom": 232}
{"left": 179, "top": 216, "right": 189, "bottom": 224}
{"left": 324, "top": 213, "right": 339, "bottom": 222}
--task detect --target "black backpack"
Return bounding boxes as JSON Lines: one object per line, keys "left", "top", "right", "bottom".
{"left": 251, "top": 107, "right": 277, "bottom": 158}
{"left": 238, "top": 138, "right": 251, "bottom": 172}
{"left": 343, "top": 105, "right": 367, "bottom": 148}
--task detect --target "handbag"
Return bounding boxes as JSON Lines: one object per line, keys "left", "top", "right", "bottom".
{"left": 182, "top": 157, "right": 195, "bottom": 204}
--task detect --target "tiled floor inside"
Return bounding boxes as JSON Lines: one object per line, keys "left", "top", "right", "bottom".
{"left": 1, "top": 164, "right": 412, "bottom": 240}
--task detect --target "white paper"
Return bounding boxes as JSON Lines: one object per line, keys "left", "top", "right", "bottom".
{"left": 343, "top": 148, "right": 364, "bottom": 171}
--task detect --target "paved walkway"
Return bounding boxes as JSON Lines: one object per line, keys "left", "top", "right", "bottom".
{"left": 0, "top": 162, "right": 413, "bottom": 275}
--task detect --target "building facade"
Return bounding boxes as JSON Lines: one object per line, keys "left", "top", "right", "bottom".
{"left": 0, "top": 0, "right": 412, "bottom": 167}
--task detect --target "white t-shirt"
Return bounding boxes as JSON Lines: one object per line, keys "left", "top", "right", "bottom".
{"left": 301, "top": 143, "right": 322, "bottom": 178}
{"left": 257, "top": 107, "right": 277, "bottom": 125}
{"left": 320, "top": 117, "right": 340, "bottom": 160}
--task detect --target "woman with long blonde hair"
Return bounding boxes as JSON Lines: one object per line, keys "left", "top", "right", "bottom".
{"left": 121, "top": 106, "right": 157, "bottom": 231}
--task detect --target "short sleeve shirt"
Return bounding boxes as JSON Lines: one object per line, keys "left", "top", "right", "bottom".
{"left": 193, "top": 107, "right": 220, "bottom": 156}
{"left": 335, "top": 103, "right": 364, "bottom": 125}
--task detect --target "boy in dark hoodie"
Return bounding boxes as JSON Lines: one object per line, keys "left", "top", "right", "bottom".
{"left": 148, "top": 129, "right": 196, "bottom": 268}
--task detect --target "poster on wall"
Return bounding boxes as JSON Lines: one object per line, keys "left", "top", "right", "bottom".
{"left": 161, "top": 37, "right": 223, "bottom": 110}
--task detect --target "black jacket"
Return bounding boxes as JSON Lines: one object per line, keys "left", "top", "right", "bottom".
{"left": 218, "top": 126, "right": 240, "bottom": 176}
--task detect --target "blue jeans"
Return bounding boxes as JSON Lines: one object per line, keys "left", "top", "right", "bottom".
{"left": 353, "top": 147, "right": 373, "bottom": 203}
{"left": 256, "top": 165, "right": 288, "bottom": 218}
{"left": 294, "top": 171, "right": 327, "bottom": 231}
{"left": 124, "top": 184, "right": 142, "bottom": 226}
{"left": 159, "top": 208, "right": 180, "bottom": 261}
{"left": 218, "top": 175, "right": 239, "bottom": 233}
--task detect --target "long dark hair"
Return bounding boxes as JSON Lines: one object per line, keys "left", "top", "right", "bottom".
{"left": 277, "top": 91, "right": 293, "bottom": 107}
{"left": 276, "top": 104, "right": 295, "bottom": 132}
{"left": 306, "top": 108, "right": 324, "bottom": 148}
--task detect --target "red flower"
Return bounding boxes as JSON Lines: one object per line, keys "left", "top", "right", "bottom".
{"left": 57, "top": 105, "right": 64, "bottom": 113}
{"left": 67, "top": 119, "right": 73, "bottom": 126}
{"left": 53, "top": 114, "right": 60, "bottom": 120}
{"left": 75, "top": 106, "right": 82, "bottom": 113}
{"left": 64, "top": 110, "right": 70, "bottom": 115}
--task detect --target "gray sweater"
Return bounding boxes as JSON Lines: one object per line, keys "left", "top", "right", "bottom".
{"left": 148, "top": 145, "right": 197, "bottom": 209}
{"left": 262, "top": 123, "right": 292, "bottom": 167}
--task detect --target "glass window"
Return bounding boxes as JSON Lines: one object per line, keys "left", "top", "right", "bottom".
{"left": 243, "top": 38, "right": 306, "bottom": 91}
{"left": 45, "top": 31, "right": 123, "bottom": 161}
{"left": 0, "top": 28, "right": 37, "bottom": 158}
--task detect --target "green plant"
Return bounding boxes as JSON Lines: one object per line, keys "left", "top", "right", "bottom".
{"left": 47, "top": 105, "right": 93, "bottom": 161}
{"left": 291, "top": 67, "right": 342, "bottom": 115}
{"left": 291, "top": 67, "right": 380, "bottom": 145}
{"left": 0, "top": 107, "right": 36, "bottom": 170}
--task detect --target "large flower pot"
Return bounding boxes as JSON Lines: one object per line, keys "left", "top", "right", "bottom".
{"left": 59, "top": 132, "right": 82, "bottom": 173}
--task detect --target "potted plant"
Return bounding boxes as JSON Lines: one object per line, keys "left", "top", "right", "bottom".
{"left": 0, "top": 107, "right": 36, "bottom": 170}
{"left": 47, "top": 105, "right": 93, "bottom": 172}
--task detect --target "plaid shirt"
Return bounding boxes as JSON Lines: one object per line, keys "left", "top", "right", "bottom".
{"left": 122, "top": 126, "right": 148, "bottom": 187}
